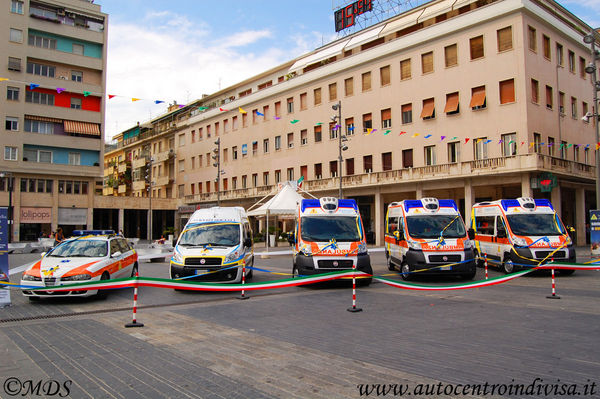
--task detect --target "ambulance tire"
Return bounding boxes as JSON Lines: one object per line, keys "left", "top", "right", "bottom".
{"left": 292, "top": 265, "right": 299, "bottom": 278}
{"left": 358, "top": 264, "right": 373, "bottom": 286}
{"left": 502, "top": 256, "right": 517, "bottom": 274}
{"left": 559, "top": 269, "right": 575, "bottom": 276}
{"left": 246, "top": 260, "right": 253, "bottom": 279}
{"left": 474, "top": 250, "right": 484, "bottom": 268}
{"left": 400, "top": 263, "right": 412, "bottom": 281}
{"left": 386, "top": 252, "right": 394, "bottom": 271}
{"left": 461, "top": 269, "right": 476, "bottom": 280}
{"left": 96, "top": 272, "right": 110, "bottom": 299}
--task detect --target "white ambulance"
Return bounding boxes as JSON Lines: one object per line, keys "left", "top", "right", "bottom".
{"left": 470, "top": 197, "right": 575, "bottom": 274}
{"left": 385, "top": 198, "right": 476, "bottom": 280}
{"left": 170, "top": 207, "right": 254, "bottom": 283}
{"left": 290, "top": 197, "right": 372, "bottom": 285}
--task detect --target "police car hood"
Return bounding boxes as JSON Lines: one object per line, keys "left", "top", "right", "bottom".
{"left": 38, "top": 256, "right": 103, "bottom": 277}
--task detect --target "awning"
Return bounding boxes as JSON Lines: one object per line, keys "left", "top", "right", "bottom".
{"left": 379, "top": 12, "right": 419, "bottom": 36}
{"left": 416, "top": 0, "right": 454, "bottom": 22}
{"left": 469, "top": 87, "right": 486, "bottom": 108}
{"left": 420, "top": 99, "right": 435, "bottom": 119}
{"left": 64, "top": 120, "right": 101, "bottom": 136}
{"left": 444, "top": 93, "right": 459, "bottom": 113}
{"left": 288, "top": 39, "right": 350, "bottom": 73}
{"left": 25, "top": 114, "right": 62, "bottom": 123}
{"left": 343, "top": 25, "right": 384, "bottom": 51}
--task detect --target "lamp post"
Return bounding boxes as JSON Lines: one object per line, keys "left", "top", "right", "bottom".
{"left": 584, "top": 31, "right": 600, "bottom": 208}
{"left": 332, "top": 101, "right": 348, "bottom": 199}
{"left": 213, "top": 138, "right": 223, "bottom": 206}
{"left": 145, "top": 157, "right": 153, "bottom": 240}
{"left": 0, "top": 172, "right": 13, "bottom": 243}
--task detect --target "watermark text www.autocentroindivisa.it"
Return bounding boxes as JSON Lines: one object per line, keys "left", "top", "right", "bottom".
{"left": 3, "top": 377, "right": 72, "bottom": 397}
{"left": 357, "top": 378, "right": 598, "bottom": 397}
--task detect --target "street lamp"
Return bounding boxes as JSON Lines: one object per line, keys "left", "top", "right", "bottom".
{"left": 145, "top": 157, "right": 154, "bottom": 240}
{"left": 213, "top": 138, "right": 224, "bottom": 206}
{"left": 0, "top": 172, "right": 13, "bottom": 243}
{"left": 332, "top": 101, "right": 348, "bottom": 199}
{"left": 583, "top": 31, "right": 600, "bottom": 208}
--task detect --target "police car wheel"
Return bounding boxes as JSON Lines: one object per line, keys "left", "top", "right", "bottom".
{"left": 502, "top": 257, "right": 515, "bottom": 274}
{"left": 28, "top": 296, "right": 40, "bottom": 302}
{"left": 96, "top": 272, "right": 110, "bottom": 299}
{"left": 400, "top": 263, "right": 412, "bottom": 281}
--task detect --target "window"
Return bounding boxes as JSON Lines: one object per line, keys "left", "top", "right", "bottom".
{"left": 329, "top": 83, "right": 337, "bottom": 101}
{"left": 580, "top": 57, "right": 586, "bottom": 78}
{"left": 191, "top": 156, "right": 196, "bottom": 169}
{"left": 26, "top": 91, "right": 54, "bottom": 105}
{"left": 232, "top": 116, "right": 238, "bottom": 130}
{"left": 543, "top": 35, "right": 551, "bottom": 60}
{"left": 571, "top": 97, "right": 577, "bottom": 119}
{"left": 444, "top": 92, "right": 459, "bottom": 115}
{"left": 274, "top": 101, "right": 281, "bottom": 118}
{"left": 420, "top": 98, "right": 435, "bottom": 120}
{"left": 556, "top": 43, "right": 564, "bottom": 66}
{"left": 499, "top": 79, "right": 515, "bottom": 104}
{"left": 299, "top": 92, "right": 307, "bottom": 110}
{"left": 9, "top": 28, "right": 23, "bottom": 43}
{"left": 560, "top": 141, "right": 567, "bottom": 159}
{"left": 402, "top": 149, "right": 413, "bottom": 168}
{"left": 223, "top": 149, "right": 228, "bottom": 162}
{"left": 444, "top": 44, "right": 457, "bottom": 67}
{"left": 7, "top": 86, "right": 19, "bottom": 101}
{"left": 382, "top": 152, "right": 392, "bottom": 171}
{"left": 585, "top": 147, "right": 590, "bottom": 164}
{"left": 214, "top": 122, "right": 219, "bottom": 136}
{"left": 329, "top": 122, "right": 338, "bottom": 140}
{"left": 72, "top": 43, "right": 84, "bottom": 55}
{"left": 381, "top": 108, "right": 392, "bottom": 128}
{"left": 178, "top": 159, "right": 185, "bottom": 172}
{"left": 313, "top": 88, "right": 321, "bottom": 106}
{"left": 401, "top": 103, "right": 412, "bottom": 124}
{"left": 583, "top": 102, "right": 589, "bottom": 122}
{"left": 179, "top": 133, "right": 185, "bottom": 147}
{"left": 287, "top": 168, "right": 294, "bottom": 180}
{"left": 287, "top": 132, "right": 294, "bottom": 148}
{"left": 70, "top": 97, "right": 82, "bottom": 109}
{"left": 8, "top": 57, "right": 21, "bottom": 71}
{"left": 448, "top": 141, "right": 460, "bottom": 163}
{"left": 287, "top": 97, "right": 294, "bottom": 113}
{"left": 474, "top": 137, "right": 488, "bottom": 160}
{"left": 497, "top": 26, "right": 512, "bottom": 52}
{"left": 28, "top": 34, "right": 56, "bottom": 49}
{"left": 232, "top": 146, "right": 238, "bottom": 160}
{"left": 568, "top": 50, "right": 575, "bottom": 73}
{"left": 68, "top": 152, "right": 81, "bottom": 165}
{"left": 263, "top": 138, "right": 269, "bottom": 153}
{"left": 4, "top": 146, "right": 17, "bottom": 161}
{"left": 470, "top": 35, "right": 484, "bottom": 60}
{"left": 301, "top": 129, "right": 308, "bottom": 146}
{"left": 241, "top": 114, "right": 247, "bottom": 128}
{"left": 314, "top": 163, "right": 322, "bottom": 179}
{"left": 178, "top": 184, "right": 184, "bottom": 198}
{"left": 263, "top": 172, "right": 269, "bottom": 186}
{"left": 421, "top": 52, "right": 433, "bottom": 74}
{"left": 380, "top": 65, "right": 390, "bottom": 86}
{"left": 424, "top": 145, "right": 436, "bottom": 166}
{"left": 501, "top": 133, "right": 517, "bottom": 156}
{"left": 400, "top": 58, "right": 411, "bottom": 80}
{"left": 559, "top": 91, "right": 565, "bottom": 114}
{"left": 531, "top": 79, "right": 539, "bottom": 103}
{"left": 262, "top": 106, "right": 269, "bottom": 121}
{"left": 363, "top": 155, "right": 373, "bottom": 173}
{"left": 546, "top": 85, "right": 553, "bottom": 109}
{"left": 534, "top": 132, "right": 541, "bottom": 153}
{"left": 314, "top": 126, "right": 322, "bottom": 143}
{"left": 344, "top": 77, "right": 353, "bottom": 96}
{"left": 274, "top": 135, "right": 282, "bottom": 150}
{"left": 574, "top": 145, "right": 579, "bottom": 162}
{"left": 330, "top": 160, "right": 338, "bottom": 177}
{"left": 528, "top": 26, "right": 536, "bottom": 52}
{"left": 362, "top": 113, "right": 372, "bottom": 132}
{"left": 25, "top": 120, "right": 54, "bottom": 134}
{"left": 252, "top": 141, "right": 258, "bottom": 155}
{"left": 251, "top": 174, "right": 258, "bottom": 187}
{"left": 26, "top": 62, "right": 55, "bottom": 77}
{"left": 11, "top": 0, "right": 24, "bottom": 14}
{"left": 5, "top": 117, "right": 18, "bottom": 131}
{"left": 362, "top": 72, "right": 371, "bottom": 91}
{"left": 345, "top": 117, "right": 354, "bottom": 136}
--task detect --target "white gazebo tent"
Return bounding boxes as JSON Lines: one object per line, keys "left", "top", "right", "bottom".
{"left": 247, "top": 182, "right": 305, "bottom": 252}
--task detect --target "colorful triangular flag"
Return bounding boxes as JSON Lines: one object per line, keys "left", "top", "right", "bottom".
{"left": 83, "top": 91, "right": 91, "bottom": 97}
{"left": 155, "top": 100, "right": 165, "bottom": 104}
{"left": 132, "top": 98, "right": 141, "bottom": 102}
{"left": 384, "top": 130, "right": 391, "bottom": 135}
{"left": 238, "top": 107, "right": 247, "bottom": 114}
{"left": 291, "top": 119, "right": 299, "bottom": 124}
{"left": 424, "top": 134, "right": 432, "bottom": 138}
{"left": 29, "top": 83, "right": 40, "bottom": 90}
{"left": 219, "top": 107, "right": 228, "bottom": 112}
{"left": 256, "top": 111, "right": 264, "bottom": 116}
{"left": 56, "top": 88, "right": 65, "bottom": 94}
{"left": 108, "top": 94, "right": 116, "bottom": 99}
{"left": 412, "top": 133, "right": 419, "bottom": 138}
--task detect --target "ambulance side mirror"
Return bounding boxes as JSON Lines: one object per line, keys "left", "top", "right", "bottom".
{"left": 467, "top": 228, "right": 475, "bottom": 240}
{"left": 497, "top": 229, "right": 507, "bottom": 239}
{"left": 244, "top": 238, "right": 252, "bottom": 248}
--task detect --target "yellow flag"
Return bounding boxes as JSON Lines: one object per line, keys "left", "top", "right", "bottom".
{"left": 0, "top": 78, "right": 9, "bottom": 82}
{"left": 239, "top": 107, "right": 247, "bottom": 114}
{"left": 132, "top": 98, "right": 141, "bottom": 102}
{"left": 411, "top": 133, "right": 419, "bottom": 138}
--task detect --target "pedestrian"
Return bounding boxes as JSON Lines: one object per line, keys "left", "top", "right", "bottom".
{"left": 54, "top": 227, "right": 64, "bottom": 246}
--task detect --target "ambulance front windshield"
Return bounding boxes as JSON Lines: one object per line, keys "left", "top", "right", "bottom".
{"left": 406, "top": 215, "right": 466, "bottom": 239}
{"left": 506, "top": 213, "right": 565, "bottom": 236}
{"left": 301, "top": 216, "right": 362, "bottom": 242}
{"left": 178, "top": 223, "right": 240, "bottom": 247}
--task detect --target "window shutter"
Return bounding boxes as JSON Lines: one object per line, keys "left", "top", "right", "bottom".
{"left": 420, "top": 98, "right": 435, "bottom": 118}
{"left": 421, "top": 52, "right": 433, "bottom": 74}
{"left": 470, "top": 36, "right": 484, "bottom": 59}
{"left": 445, "top": 44, "right": 457, "bottom": 67}
{"left": 469, "top": 86, "right": 486, "bottom": 108}
{"left": 400, "top": 59, "right": 411, "bottom": 79}
{"left": 362, "top": 72, "right": 371, "bottom": 91}
{"left": 499, "top": 79, "right": 515, "bottom": 104}
{"left": 497, "top": 27, "right": 512, "bottom": 52}
{"left": 444, "top": 92, "right": 459, "bottom": 113}
{"left": 380, "top": 65, "right": 390, "bottom": 86}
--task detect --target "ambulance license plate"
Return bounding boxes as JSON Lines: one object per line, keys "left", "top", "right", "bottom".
{"left": 439, "top": 266, "right": 452, "bottom": 271}
{"left": 194, "top": 269, "right": 207, "bottom": 275}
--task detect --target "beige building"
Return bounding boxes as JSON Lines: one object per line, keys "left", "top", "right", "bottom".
{"left": 1, "top": 0, "right": 107, "bottom": 241}
{"left": 106, "top": 0, "right": 598, "bottom": 246}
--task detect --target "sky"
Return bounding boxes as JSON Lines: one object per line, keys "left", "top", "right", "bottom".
{"left": 97, "top": 0, "right": 600, "bottom": 142}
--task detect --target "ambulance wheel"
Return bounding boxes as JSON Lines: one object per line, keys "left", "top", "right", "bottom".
{"left": 502, "top": 257, "right": 516, "bottom": 274}
{"left": 292, "top": 266, "right": 299, "bottom": 278}
{"left": 400, "top": 263, "right": 412, "bottom": 281}
{"left": 461, "top": 269, "right": 476, "bottom": 280}
{"left": 474, "top": 250, "right": 484, "bottom": 268}
{"left": 96, "top": 272, "right": 110, "bottom": 299}
{"left": 559, "top": 269, "right": 575, "bottom": 276}
{"left": 386, "top": 252, "right": 394, "bottom": 271}
{"left": 358, "top": 264, "right": 373, "bottom": 286}
{"left": 246, "top": 265, "right": 253, "bottom": 280}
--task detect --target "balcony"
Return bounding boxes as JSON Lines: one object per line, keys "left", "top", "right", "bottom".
{"left": 103, "top": 166, "right": 114, "bottom": 176}
{"left": 154, "top": 149, "right": 175, "bottom": 163}
{"left": 132, "top": 158, "right": 147, "bottom": 169}
{"left": 117, "top": 163, "right": 130, "bottom": 173}
{"left": 103, "top": 187, "right": 114, "bottom": 195}
{"left": 118, "top": 184, "right": 128, "bottom": 194}
{"left": 132, "top": 180, "right": 147, "bottom": 191}
{"left": 155, "top": 175, "right": 173, "bottom": 187}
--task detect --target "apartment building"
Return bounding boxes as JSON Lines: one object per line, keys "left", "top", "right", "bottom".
{"left": 105, "top": 0, "right": 597, "bottom": 245}
{"left": 1, "top": 0, "right": 107, "bottom": 241}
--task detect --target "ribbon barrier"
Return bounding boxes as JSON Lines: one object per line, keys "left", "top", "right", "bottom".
{"left": 125, "top": 270, "right": 144, "bottom": 328}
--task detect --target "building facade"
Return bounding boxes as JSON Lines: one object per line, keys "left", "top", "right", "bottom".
{"left": 1, "top": 0, "right": 107, "bottom": 241}
{"left": 105, "top": 0, "right": 598, "bottom": 246}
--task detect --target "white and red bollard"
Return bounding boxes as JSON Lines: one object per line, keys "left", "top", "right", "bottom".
{"left": 347, "top": 264, "right": 362, "bottom": 313}
{"left": 237, "top": 259, "right": 249, "bottom": 300}
{"left": 546, "top": 257, "right": 561, "bottom": 300}
{"left": 484, "top": 253, "right": 488, "bottom": 280}
{"left": 125, "top": 270, "right": 144, "bottom": 327}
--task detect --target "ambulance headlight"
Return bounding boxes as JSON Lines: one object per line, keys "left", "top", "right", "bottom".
{"left": 172, "top": 251, "right": 183, "bottom": 263}
{"left": 224, "top": 251, "right": 240, "bottom": 264}
{"left": 408, "top": 241, "right": 422, "bottom": 250}
{"left": 513, "top": 237, "right": 528, "bottom": 247}
{"left": 62, "top": 274, "right": 92, "bottom": 281}
{"left": 566, "top": 236, "right": 572, "bottom": 245}
{"left": 463, "top": 239, "right": 472, "bottom": 249}
{"left": 357, "top": 243, "right": 368, "bottom": 254}
{"left": 300, "top": 246, "right": 312, "bottom": 256}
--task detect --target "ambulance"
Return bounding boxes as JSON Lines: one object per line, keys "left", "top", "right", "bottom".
{"left": 170, "top": 207, "right": 254, "bottom": 283}
{"left": 384, "top": 198, "right": 476, "bottom": 280}
{"left": 470, "top": 197, "right": 575, "bottom": 274}
{"left": 290, "top": 197, "right": 372, "bottom": 285}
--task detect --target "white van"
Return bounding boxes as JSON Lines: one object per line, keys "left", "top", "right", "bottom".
{"left": 170, "top": 207, "right": 254, "bottom": 283}
{"left": 470, "top": 197, "right": 575, "bottom": 274}
{"left": 385, "top": 198, "right": 476, "bottom": 280}
{"left": 290, "top": 197, "right": 372, "bottom": 285}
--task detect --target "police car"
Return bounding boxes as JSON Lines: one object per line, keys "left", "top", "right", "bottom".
{"left": 20, "top": 231, "right": 138, "bottom": 300}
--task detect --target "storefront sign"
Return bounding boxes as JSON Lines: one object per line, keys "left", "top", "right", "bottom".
{"left": 20, "top": 207, "right": 51, "bottom": 223}
{"left": 590, "top": 210, "right": 600, "bottom": 256}
{"left": 0, "top": 208, "right": 11, "bottom": 307}
{"left": 58, "top": 208, "right": 87, "bottom": 225}
{"left": 178, "top": 205, "right": 196, "bottom": 214}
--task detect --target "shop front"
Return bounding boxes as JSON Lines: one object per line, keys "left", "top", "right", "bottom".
{"left": 19, "top": 207, "right": 51, "bottom": 241}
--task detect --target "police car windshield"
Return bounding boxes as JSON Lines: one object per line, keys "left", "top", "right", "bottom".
{"left": 506, "top": 214, "right": 565, "bottom": 236}
{"left": 179, "top": 223, "right": 240, "bottom": 247}
{"left": 301, "top": 216, "right": 361, "bottom": 242}
{"left": 49, "top": 240, "right": 108, "bottom": 257}
{"left": 406, "top": 215, "right": 466, "bottom": 239}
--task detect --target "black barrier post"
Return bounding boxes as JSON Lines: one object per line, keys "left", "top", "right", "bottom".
{"left": 347, "top": 264, "right": 362, "bottom": 313}
{"left": 125, "top": 271, "right": 144, "bottom": 327}
{"left": 237, "top": 260, "right": 249, "bottom": 300}
{"left": 546, "top": 258, "right": 561, "bottom": 299}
